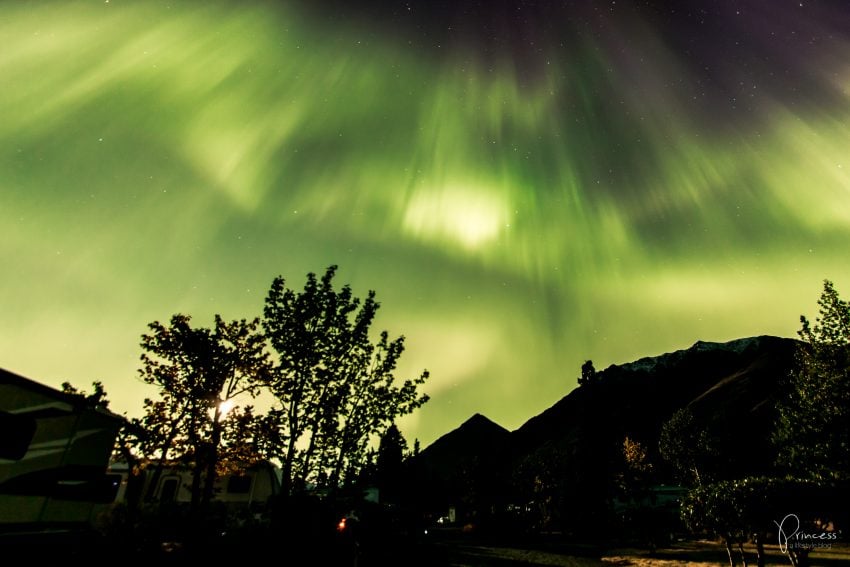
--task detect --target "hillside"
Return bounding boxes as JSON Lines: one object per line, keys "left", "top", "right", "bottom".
{"left": 412, "top": 335, "right": 800, "bottom": 520}
{"left": 512, "top": 335, "right": 798, "bottom": 468}
{"left": 414, "top": 413, "right": 511, "bottom": 481}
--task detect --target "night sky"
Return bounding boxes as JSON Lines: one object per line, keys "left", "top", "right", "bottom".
{"left": 3, "top": 0, "right": 850, "bottom": 444}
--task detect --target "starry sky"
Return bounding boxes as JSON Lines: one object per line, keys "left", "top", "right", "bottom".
{"left": 2, "top": 0, "right": 850, "bottom": 445}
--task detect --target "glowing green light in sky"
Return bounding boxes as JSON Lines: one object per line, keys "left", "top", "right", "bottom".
{"left": 2, "top": 1, "right": 849, "bottom": 443}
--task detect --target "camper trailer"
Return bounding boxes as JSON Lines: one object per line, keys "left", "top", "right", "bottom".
{"left": 110, "top": 460, "right": 281, "bottom": 511}
{"left": 0, "top": 368, "right": 123, "bottom": 533}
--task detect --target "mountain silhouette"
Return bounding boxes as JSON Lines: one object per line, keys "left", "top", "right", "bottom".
{"left": 412, "top": 335, "right": 799, "bottom": 519}
{"left": 416, "top": 413, "right": 510, "bottom": 481}
{"left": 512, "top": 335, "right": 797, "bottom": 471}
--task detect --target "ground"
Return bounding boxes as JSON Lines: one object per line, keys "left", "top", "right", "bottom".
{"left": 350, "top": 528, "right": 849, "bottom": 567}
{"left": 423, "top": 539, "right": 850, "bottom": 567}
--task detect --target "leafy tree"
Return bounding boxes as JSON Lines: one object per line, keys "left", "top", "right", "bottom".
{"left": 135, "top": 314, "right": 270, "bottom": 509}
{"left": 681, "top": 477, "right": 836, "bottom": 567}
{"left": 659, "top": 407, "right": 718, "bottom": 486}
{"left": 578, "top": 360, "right": 596, "bottom": 386}
{"left": 617, "top": 436, "right": 654, "bottom": 497}
{"left": 514, "top": 445, "right": 569, "bottom": 530}
{"left": 217, "top": 405, "right": 265, "bottom": 476}
{"left": 774, "top": 279, "right": 850, "bottom": 481}
{"left": 376, "top": 424, "right": 407, "bottom": 503}
{"left": 61, "top": 380, "right": 110, "bottom": 409}
{"left": 616, "top": 437, "right": 663, "bottom": 551}
{"left": 262, "top": 266, "right": 430, "bottom": 494}
{"left": 134, "top": 314, "right": 214, "bottom": 503}
{"left": 198, "top": 317, "right": 271, "bottom": 503}
{"left": 681, "top": 478, "right": 752, "bottom": 567}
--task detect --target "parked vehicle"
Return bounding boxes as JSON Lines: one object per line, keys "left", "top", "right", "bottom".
{"left": 0, "top": 368, "right": 123, "bottom": 533}
{"left": 108, "top": 460, "right": 281, "bottom": 512}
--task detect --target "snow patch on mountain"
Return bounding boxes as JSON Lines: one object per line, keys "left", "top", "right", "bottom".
{"left": 615, "top": 336, "right": 766, "bottom": 374}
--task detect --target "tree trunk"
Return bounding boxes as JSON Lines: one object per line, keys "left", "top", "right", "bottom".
{"left": 298, "top": 429, "right": 320, "bottom": 489}
{"left": 329, "top": 451, "right": 345, "bottom": 489}
{"left": 281, "top": 425, "right": 300, "bottom": 493}
{"left": 329, "top": 434, "right": 356, "bottom": 489}
{"left": 725, "top": 536, "right": 738, "bottom": 567}
{"left": 144, "top": 425, "right": 180, "bottom": 502}
{"left": 201, "top": 408, "right": 223, "bottom": 507}
{"left": 738, "top": 541, "right": 749, "bottom": 567}
{"left": 279, "top": 392, "right": 303, "bottom": 497}
{"left": 116, "top": 440, "right": 142, "bottom": 514}
{"left": 190, "top": 459, "right": 203, "bottom": 513}
{"left": 754, "top": 533, "right": 766, "bottom": 567}
{"left": 790, "top": 549, "right": 809, "bottom": 567}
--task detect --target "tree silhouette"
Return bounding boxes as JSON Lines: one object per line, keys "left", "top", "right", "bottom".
{"left": 618, "top": 436, "right": 654, "bottom": 496}
{"left": 136, "top": 314, "right": 270, "bottom": 509}
{"left": 659, "top": 407, "right": 718, "bottom": 486}
{"left": 578, "top": 360, "right": 596, "bottom": 386}
{"left": 61, "top": 380, "right": 110, "bottom": 409}
{"left": 376, "top": 424, "right": 407, "bottom": 504}
{"left": 774, "top": 279, "right": 850, "bottom": 481}
{"left": 262, "top": 265, "right": 430, "bottom": 494}
{"left": 677, "top": 281, "right": 850, "bottom": 567}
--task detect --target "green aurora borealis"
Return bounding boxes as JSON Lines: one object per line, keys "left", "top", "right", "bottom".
{"left": 2, "top": 1, "right": 850, "bottom": 443}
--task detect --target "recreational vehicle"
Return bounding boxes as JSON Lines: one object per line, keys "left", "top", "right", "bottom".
{"left": 0, "top": 368, "right": 123, "bottom": 532}
{"left": 109, "top": 460, "right": 281, "bottom": 511}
